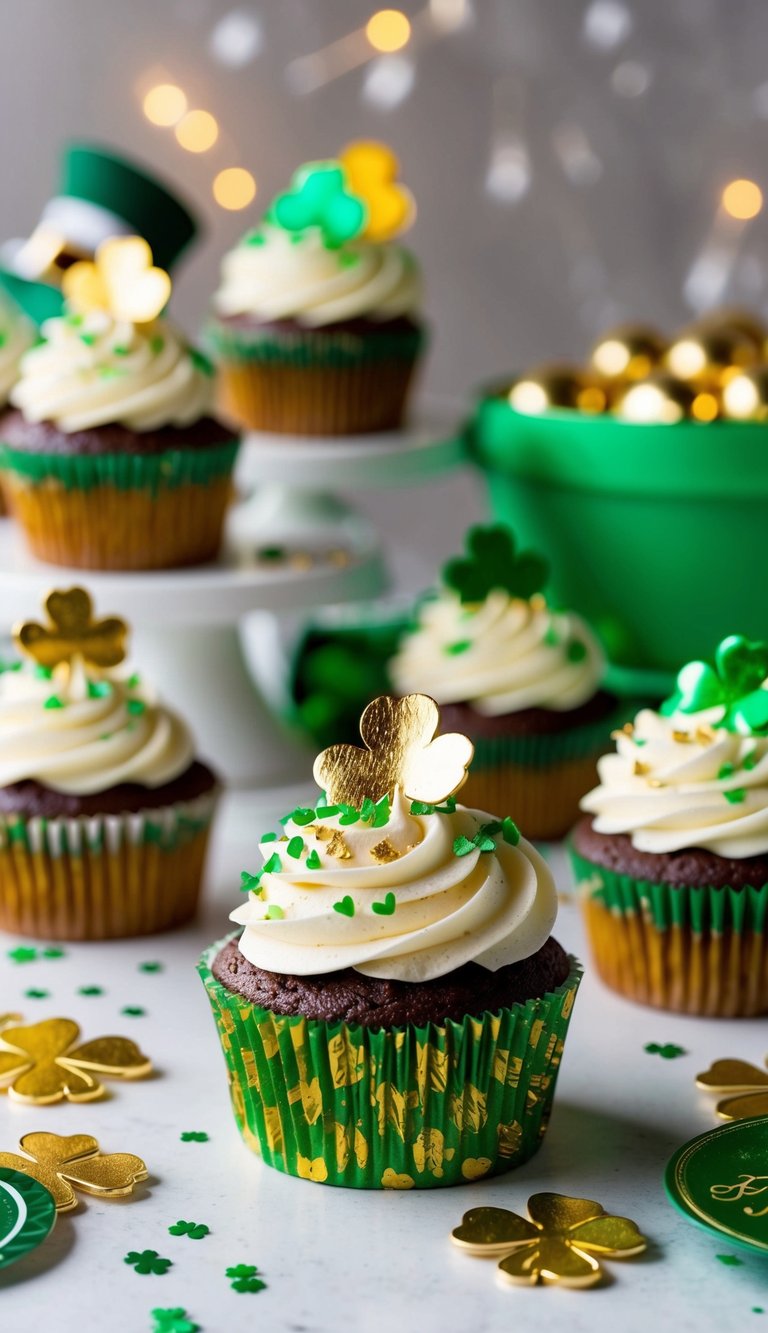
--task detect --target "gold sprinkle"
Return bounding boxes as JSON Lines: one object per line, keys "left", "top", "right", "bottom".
{"left": 672, "top": 730, "right": 693, "bottom": 743}
{"left": 648, "top": 779, "right": 664, "bottom": 788}
{"left": 634, "top": 761, "right": 650, "bottom": 776}
{"left": 325, "top": 831, "right": 351, "bottom": 860}
{"left": 370, "top": 838, "right": 399, "bottom": 864}
{"left": 611, "top": 723, "right": 635, "bottom": 741}
{"left": 529, "top": 594, "right": 547, "bottom": 612}
{"left": 314, "top": 826, "right": 333, "bottom": 843}
{"left": 696, "top": 726, "right": 716, "bottom": 744}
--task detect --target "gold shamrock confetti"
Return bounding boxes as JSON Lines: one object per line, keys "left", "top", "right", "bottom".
{"left": 451, "top": 1193, "right": 647, "bottom": 1289}
{"left": 15, "top": 587, "right": 127, "bottom": 673}
{"left": 314, "top": 694, "right": 473, "bottom": 808}
{"left": 62, "top": 236, "right": 171, "bottom": 325}
{"left": 0, "top": 1132, "right": 148, "bottom": 1211}
{"left": 696, "top": 1057, "right": 768, "bottom": 1120}
{"left": 0, "top": 1017, "right": 152, "bottom": 1105}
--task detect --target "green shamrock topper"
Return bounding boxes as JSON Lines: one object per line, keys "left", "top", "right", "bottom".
{"left": 442, "top": 525, "right": 549, "bottom": 605}
{"left": 273, "top": 162, "right": 366, "bottom": 248}
{"left": 661, "top": 634, "right": 768, "bottom": 733}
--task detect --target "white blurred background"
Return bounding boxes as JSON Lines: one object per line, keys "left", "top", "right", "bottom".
{"left": 6, "top": 0, "right": 768, "bottom": 571}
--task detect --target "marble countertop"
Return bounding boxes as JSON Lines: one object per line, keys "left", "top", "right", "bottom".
{"left": 1, "top": 787, "right": 766, "bottom": 1332}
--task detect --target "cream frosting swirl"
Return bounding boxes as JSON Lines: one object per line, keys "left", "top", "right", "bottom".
{"left": 213, "top": 222, "right": 421, "bottom": 327}
{"left": 10, "top": 310, "right": 213, "bottom": 432}
{"left": 0, "top": 661, "right": 195, "bottom": 794}
{"left": 581, "top": 705, "right": 768, "bottom": 856}
{"left": 0, "top": 294, "right": 34, "bottom": 405}
{"left": 391, "top": 589, "right": 604, "bottom": 716}
{"left": 231, "top": 790, "right": 557, "bottom": 981}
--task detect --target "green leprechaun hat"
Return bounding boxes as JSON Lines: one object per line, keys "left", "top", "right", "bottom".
{"left": 0, "top": 141, "right": 199, "bottom": 323}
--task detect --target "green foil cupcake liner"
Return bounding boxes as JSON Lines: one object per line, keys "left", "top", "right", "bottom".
{"left": 0, "top": 440, "right": 239, "bottom": 495}
{"left": 199, "top": 936, "right": 581, "bottom": 1189}
{"left": 470, "top": 702, "right": 634, "bottom": 773}
{"left": 204, "top": 319, "right": 426, "bottom": 368}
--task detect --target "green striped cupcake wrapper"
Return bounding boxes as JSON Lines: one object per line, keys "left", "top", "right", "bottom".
{"left": 471, "top": 700, "right": 636, "bottom": 772}
{"left": 570, "top": 846, "right": 768, "bottom": 934}
{"left": 199, "top": 936, "right": 581, "bottom": 1190}
{"left": 0, "top": 440, "right": 239, "bottom": 495}
{"left": 204, "top": 318, "right": 426, "bottom": 369}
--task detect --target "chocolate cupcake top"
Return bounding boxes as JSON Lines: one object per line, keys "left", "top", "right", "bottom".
{"left": 0, "top": 292, "right": 34, "bottom": 405}
{"left": 230, "top": 693, "right": 557, "bottom": 982}
{"left": 2, "top": 587, "right": 196, "bottom": 796}
{"left": 213, "top": 144, "right": 421, "bottom": 328}
{"left": 581, "top": 634, "right": 768, "bottom": 857}
{"left": 10, "top": 237, "right": 214, "bottom": 433}
{"left": 390, "top": 525, "right": 604, "bottom": 716}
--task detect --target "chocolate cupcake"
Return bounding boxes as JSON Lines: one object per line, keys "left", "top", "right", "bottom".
{"left": 0, "top": 237, "right": 238, "bottom": 570}
{"left": 390, "top": 525, "right": 626, "bottom": 840}
{"left": 0, "top": 586, "right": 219, "bottom": 940}
{"left": 206, "top": 143, "right": 426, "bottom": 436}
{"left": 199, "top": 692, "right": 580, "bottom": 1189}
{"left": 571, "top": 634, "right": 768, "bottom": 1016}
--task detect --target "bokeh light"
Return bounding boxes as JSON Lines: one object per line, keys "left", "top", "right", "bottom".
{"left": 363, "top": 55, "right": 415, "bottom": 108}
{"left": 143, "top": 83, "right": 187, "bottom": 127}
{"left": 210, "top": 9, "right": 263, "bottom": 66}
{"left": 175, "top": 109, "right": 219, "bottom": 153}
{"left": 691, "top": 391, "right": 719, "bottom": 422}
{"left": 722, "top": 179, "right": 763, "bottom": 221}
{"left": 213, "top": 167, "right": 257, "bottom": 210}
{"left": 366, "top": 9, "right": 411, "bottom": 53}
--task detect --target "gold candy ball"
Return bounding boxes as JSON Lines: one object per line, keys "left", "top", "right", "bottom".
{"left": 666, "top": 323, "right": 761, "bottom": 386}
{"left": 613, "top": 372, "right": 695, "bottom": 424}
{"left": 721, "top": 366, "right": 768, "bottom": 420}
{"left": 590, "top": 325, "right": 666, "bottom": 382}
{"left": 507, "top": 363, "right": 608, "bottom": 415}
{"left": 695, "top": 306, "right": 766, "bottom": 346}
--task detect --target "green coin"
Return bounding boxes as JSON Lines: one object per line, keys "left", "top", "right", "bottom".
{"left": 0, "top": 1167, "right": 57, "bottom": 1269}
{"left": 665, "top": 1115, "right": 768, "bottom": 1256}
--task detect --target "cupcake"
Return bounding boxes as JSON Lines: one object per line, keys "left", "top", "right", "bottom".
{"left": 0, "top": 586, "right": 219, "bottom": 940}
{"left": 199, "top": 692, "right": 580, "bottom": 1189}
{"left": 0, "top": 237, "right": 238, "bottom": 570}
{"left": 390, "top": 525, "right": 623, "bottom": 840}
{"left": 207, "top": 142, "right": 426, "bottom": 435}
{"left": 571, "top": 634, "right": 768, "bottom": 1016}
{"left": 0, "top": 292, "right": 35, "bottom": 515}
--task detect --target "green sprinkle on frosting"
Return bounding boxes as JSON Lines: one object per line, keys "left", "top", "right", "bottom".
{"left": 724, "top": 788, "right": 747, "bottom": 804}
{"left": 265, "top": 904, "right": 285, "bottom": 920}
{"left": 446, "top": 640, "right": 471, "bottom": 656}
{"left": 306, "top": 849, "right": 322, "bottom": 870}
{"left": 44, "top": 695, "right": 64, "bottom": 710}
{"left": 286, "top": 836, "right": 304, "bottom": 859}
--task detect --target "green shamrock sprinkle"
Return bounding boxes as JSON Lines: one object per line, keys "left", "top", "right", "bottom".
{"left": 290, "top": 807, "right": 316, "bottom": 826}
{"left": 262, "top": 852, "right": 282, "bottom": 875}
{"left": 87, "top": 679, "right": 112, "bottom": 698}
{"left": 124, "top": 1249, "right": 172, "bottom": 1275}
{"left": 306, "top": 849, "right": 322, "bottom": 870}
{"left": 79, "top": 332, "right": 97, "bottom": 346}
{"left": 139, "top": 961, "right": 163, "bottom": 973}
{"left": 286, "top": 836, "right": 304, "bottom": 859}
{"left": 168, "top": 1220, "right": 210, "bottom": 1240}
{"left": 240, "top": 870, "right": 262, "bottom": 895}
{"left": 226, "top": 1263, "right": 267, "bottom": 1294}
{"left": 243, "top": 229, "right": 266, "bottom": 246}
{"left": 442, "top": 524, "right": 549, "bottom": 605}
{"left": 338, "top": 250, "right": 360, "bottom": 268}
{"left": 716, "top": 1254, "right": 744, "bottom": 1266}
{"left": 78, "top": 985, "right": 104, "bottom": 997}
{"left": 718, "top": 762, "right": 735, "bottom": 780}
{"left": 338, "top": 804, "right": 360, "bottom": 826}
{"left": 261, "top": 831, "right": 277, "bottom": 843}
{"left": 150, "top": 335, "right": 165, "bottom": 355}
{"left": 127, "top": 698, "right": 146, "bottom": 716}
{"left": 372, "top": 893, "right": 396, "bottom": 916}
{"left": 644, "top": 1042, "right": 687, "bottom": 1059}
{"left": 724, "top": 789, "right": 746, "bottom": 804}
{"left": 112, "top": 344, "right": 129, "bottom": 357}
{"left": 502, "top": 816, "right": 520, "bottom": 845}
{"left": 8, "top": 946, "right": 38, "bottom": 963}
{"left": 180, "top": 1131, "right": 208, "bottom": 1142}
{"left": 25, "top": 988, "right": 50, "bottom": 999}
{"left": 189, "top": 347, "right": 213, "bottom": 376}
{"left": 544, "top": 626, "right": 560, "bottom": 647}
{"left": 446, "top": 640, "right": 472, "bottom": 656}
{"left": 42, "top": 946, "right": 65, "bottom": 959}
{"left": 453, "top": 835, "right": 476, "bottom": 857}
{"left": 566, "top": 639, "right": 587, "bottom": 663}
{"left": 333, "top": 896, "right": 355, "bottom": 917}
{"left": 265, "top": 905, "right": 285, "bottom": 920}
{"left": 33, "top": 664, "right": 53, "bottom": 680}
{"left": 151, "top": 1309, "right": 200, "bottom": 1333}
{"left": 44, "top": 695, "right": 64, "bottom": 710}
{"left": 122, "top": 1006, "right": 146, "bottom": 1017}
{"left": 744, "top": 749, "right": 759, "bottom": 770}
{"left": 410, "top": 796, "right": 457, "bottom": 816}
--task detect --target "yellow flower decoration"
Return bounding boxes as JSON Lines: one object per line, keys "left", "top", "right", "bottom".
{"left": 338, "top": 141, "right": 414, "bottom": 241}
{"left": 451, "top": 1193, "right": 647, "bottom": 1289}
{"left": 0, "top": 1131, "right": 148, "bottom": 1211}
{"left": 15, "top": 586, "right": 127, "bottom": 673}
{"left": 313, "top": 693, "right": 473, "bottom": 807}
{"left": 62, "top": 235, "right": 171, "bottom": 325}
{"left": 696, "top": 1057, "right": 768, "bottom": 1120}
{"left": 0, "top": 1017, "right": 152, "bottom": 1105}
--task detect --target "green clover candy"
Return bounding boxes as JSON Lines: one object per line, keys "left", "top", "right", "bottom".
{"left": 662, "top": 634, "right": 768, "bottom": 734}
{"left": 272, "top": 162, "right": 366, "bottom": 248}
{"left": 442, "top": 525, "right": 549, "bottom": 606}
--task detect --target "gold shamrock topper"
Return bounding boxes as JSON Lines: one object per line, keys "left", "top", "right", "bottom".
{"left": 0, "top": 1132, "right": 147, "bottom": 1212}
{"left": 62, "top": 235, "right": 171, "bottom": 325}
{"left": 451, "top": 1194, "right": 647, "bottom": 1289}
{"left": 0, "top": 1017, "right": 152, "bottom": 1105}
{"left": 696, "top": 1056, "right": 768, "bottom": 1121}
{"left": 313, "top": 694, "right": 474, "bottom": 808}
{"left": 15, "top": 587, "right": 127, "bottom": 674}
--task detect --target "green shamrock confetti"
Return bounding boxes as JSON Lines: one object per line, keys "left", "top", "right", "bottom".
{"left": 7, "top": 946, "right": 38, "bottom": 964}
{"left": 25, "top": 988, "right": 50, "bottom": 1000}
{"left": 226, "top": 1263, "right": 267, "bottom": 1294}
{"left": 139, "top": 961, "right": 163, "bottom": 973}
{"left": 442, "top": 525, "right": 549, "bottom": 606}
{"left": 125, "top": 1249, "right": 172, "bottom": 1276}
{"left": 87, "top": 678, "right": 112, "bottom": 698}
{"left": 122, "top": 1006, "right": 146, "bottom": 1017}
{"left": 44, "top": 695, "right": 64, "bottom": 710}
{"left": 151, "top": 1310, "right": 200, "bottom": 1333}
{"left": 445, "top": 640, "right": 472, "bottom": 656}
{"left": 78, "top": 985, "right": 104, "bottom": 997}
{"left": 716, "top": 1254, "right": 744, "bottom": 1266}
{"left": 410, "top": 796, "right": 457, "bottom": 816}
{"left": 262, "top": 852, "right": 282, "bottom": 876}
{"left": 644, "top": 1042, "right": 687, "bottom": 1059}
{"left": 240, "top": 870, "right": 262, "bottom": 895}
{"left": 180, "top": 1132, "right": 209, "bottom": 1143}
{"left": 372, "top": 893, "right": 396, "bottom": 916}
{"left": 453, "top": 819, "right": 519, "bottom": 858}
{"left": 288, "top": 807, "right": 315, "bottom": 826}
{"left": 265, "top": 905, "right": 285, "bottom": 920}
{"left": 333, "top": 897, "right": 355, "bottom": 917}
{"left": 662, "top": 635, "right": 768, "bottom": 733}
{"left": 42, "top": 947, "right": 65, "bottom": 959}
{"left": 306, "top": 850, "right": 322, "bottom": 870}
{"left": 724, "top": 789, "right": 747, "bottom": 804}
{"left": 273, "top": 162, "right": 365, "bottom": 248}
{"left": 168, "top": 1220, "right": 210, "bottom": 1240}
{"left": 286, "top": 836, "right": 304, "bottom": 859}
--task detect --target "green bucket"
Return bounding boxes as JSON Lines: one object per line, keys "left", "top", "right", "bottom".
{"left": 469, "top": 386, "right": 768, "bottom": 673}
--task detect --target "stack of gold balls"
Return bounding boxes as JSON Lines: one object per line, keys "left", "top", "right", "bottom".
{"left": 506, "top": 308, "right": 768, "bottom": 424}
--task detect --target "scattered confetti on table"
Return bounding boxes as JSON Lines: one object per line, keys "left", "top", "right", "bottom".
{"left": 645, "top": 1043, "right": 687, "bottom": 1059}
{"left": 451, "top": 1193, "right": 648, "bottom": 1288}
{"left": 139, "top": 962, "right": 164, "bottom": 974}
{"left": 716, "top": 1254, "right": 744, "bottom": 1266}
{"left": 122, "top": 1006, "right": 147, "bottom": 1018}
{"left": 0, "top": 1131, "right": 148, "bottom": 1210}
{"left": 151, "top": 1309, "right": 200, "bottom": 1333}
{"left": 0, "top": 1017, "right": 152, "bottom": 1104}
{"left": 168, "top": 1220, "right": 210, "bottom": 1240}
{"left": 7, "top": 946, "right": 66, "bottom": 964}
{"left": 180, "top": 1132, "right": 209, "bottom": 1143}
{"left": 24, "top": 989, "right": 50, "bottom": 1000}
{"left": 226, "top": 1263, "right": 267, "bottom": 1293}
{"left": 125, "top": 1249, "right": 172, "bottom": 1275}
{"left": 78, "top": 985, "right": 105, "bottom": 997}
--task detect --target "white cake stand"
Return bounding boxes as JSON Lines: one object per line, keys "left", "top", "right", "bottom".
{"left": 0, "top": 410, "right": 465, "bottom": 787}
